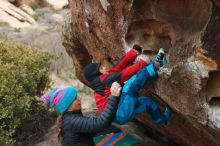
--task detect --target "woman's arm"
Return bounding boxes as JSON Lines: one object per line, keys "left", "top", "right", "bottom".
{"left": 70, "top": 95, "right": 118, "bottom": 133}
{"left": 70, "top": 82, "right": 121, "bottom": 133}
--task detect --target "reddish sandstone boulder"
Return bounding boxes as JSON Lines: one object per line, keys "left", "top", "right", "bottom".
{"left": 63, "top": 0, "right": 220, "bottom": 146}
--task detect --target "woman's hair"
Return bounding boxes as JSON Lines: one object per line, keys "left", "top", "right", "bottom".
{"left": 56, "top": 115, "right": 63, "bottom": 142}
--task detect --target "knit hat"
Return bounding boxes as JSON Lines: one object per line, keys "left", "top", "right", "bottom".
{"left": 41, "top": 86, "right": 78, "bottom": 113}
{"left": 83, "top": 63, "right": 101, "bottom": 83}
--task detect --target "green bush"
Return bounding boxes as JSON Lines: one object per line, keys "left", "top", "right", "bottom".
{"left": 30, "top": 2, "right": 40, "bottom": 10}
{"left": 0, "top": 40, "right": 54, "bottom": 146}
{"left": 32, "top": 13, "right": 43, "bottom": 21}
{"left": 0, "top": 22, "right": 10, "bottom": 27}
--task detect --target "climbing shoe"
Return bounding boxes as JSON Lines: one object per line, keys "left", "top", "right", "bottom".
{"left": 164, "top": 108, "right": 171, "bottom": 127}
{"left": 155, "top": 48, "right": 165, "bottom": 67}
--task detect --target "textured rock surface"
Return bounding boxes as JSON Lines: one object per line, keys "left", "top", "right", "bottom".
{"left": 43, "top": 0, "right": 68, "bottom": 10}
{"left": 64, "top": 0, "right": 220, "bottom": 146}
{"left": 10, "top": 0, "right": 68, "bottom": 11}
{"left": 0, "top": 0, "right": 36, "bottom": 27}
{"left": 9, "top": 0, "right": 37, "bottom": 6}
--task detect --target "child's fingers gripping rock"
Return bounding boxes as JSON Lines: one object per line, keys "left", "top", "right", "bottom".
{"left": 132, "top": 44, "right": 142, "bottom": 54}
{"left": 111, "top": 82, "right": 122, "bottom": 97}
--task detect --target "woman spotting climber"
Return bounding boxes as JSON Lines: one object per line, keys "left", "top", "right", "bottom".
{"left": 41, "top": 82, "right": 122, "bottom": 146}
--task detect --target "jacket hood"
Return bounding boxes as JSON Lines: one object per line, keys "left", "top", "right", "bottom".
{"left": 83, "top": 63, "right": 101, "bottom": 83}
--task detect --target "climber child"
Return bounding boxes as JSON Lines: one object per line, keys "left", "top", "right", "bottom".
{"left": 83, "top": 45, "right": 171, "bottom": 126}
{"left": 41, "top": 82, "right": 122, "bottom": 146}
{"left": 83, "top": 45, "right": 148, "bottom": 112}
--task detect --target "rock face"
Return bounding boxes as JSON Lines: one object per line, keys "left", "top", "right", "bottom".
{"left": 43, "top": 0, "right": 68, "bottom": 10}
{"left": 11, "top": 0, "right": 37, "bottom": 6}
{"left": 64, "top": 0, "right": 220, "bottom": 146}
{"left": 11, "top": 0, "right": 68, "bottom": 11}
{"left": 0, "top": 0, "right": 36, "bottom": 28}
{"left": 1, "top": 0, "right": 69, "bottom": 28}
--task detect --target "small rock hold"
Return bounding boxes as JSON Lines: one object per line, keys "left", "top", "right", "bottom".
{"left": 100, "top": 0, "right": 110, "bottom": 12}
{"left": 85, "top": 21, "right": 89, "bottom": 29}
{"left": 20, "top": 4, "right": 35, "bottom": 16}
{"left": 216, "top": 113, "right": 220, "bottom": 128}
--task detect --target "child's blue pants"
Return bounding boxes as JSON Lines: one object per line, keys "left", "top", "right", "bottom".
{"left": 114, "top": 63, "right": 166, "bottom": 125}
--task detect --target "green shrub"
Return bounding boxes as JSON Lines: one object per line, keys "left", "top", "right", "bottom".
{"left": 0, "top": 40, "right": 55, "bottom": 146}
{"left": 13, "top": 28, "right": 21, "bottom": 32}
{"left": 30, "top": 2, "right": 40, "bottom": 10}
{"left": 0, "top": 22, "right": 10, "bottom": 27}
{"left": 32, "top": 13, "right": 43, "bottom": 21}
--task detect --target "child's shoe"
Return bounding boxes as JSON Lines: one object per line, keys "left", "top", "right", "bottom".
{"left": 163, "top": 108, "right": 171, "bottom": 127}
{"left": 155, "top": 48, "right": 165, "bottom": 67}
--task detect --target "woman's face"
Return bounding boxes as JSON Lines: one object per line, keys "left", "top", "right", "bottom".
{"left": 68, "top": 96, "right": 81, "bottom": 111}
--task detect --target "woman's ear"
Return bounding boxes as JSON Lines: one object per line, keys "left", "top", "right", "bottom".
{"left": 77, "top": 96, "right": 81, "bottom": 103}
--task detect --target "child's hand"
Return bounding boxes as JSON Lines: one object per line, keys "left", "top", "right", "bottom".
{"left": 110, "top": 82, "right": 122, "bottom": 97}
{"left": 132, "top": 44, "right": 142, "bottom": 54}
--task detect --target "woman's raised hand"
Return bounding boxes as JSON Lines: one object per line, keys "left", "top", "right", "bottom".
{"left": 110, "top": 81, "right": 122, "bottom": 97}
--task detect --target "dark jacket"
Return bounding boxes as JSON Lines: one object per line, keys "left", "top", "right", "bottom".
{"left": 83, "top": 49, "right": 147, "bottom": 112}
{"left": 61, "top": 95, "right": 118, "bottom": 146}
